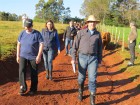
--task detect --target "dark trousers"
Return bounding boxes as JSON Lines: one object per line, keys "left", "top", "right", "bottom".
{"left": 129, "top": 41, "right": 136, "bottom": 64}
{"left": 19, "top": 57, "right": 38, "bottom": 91}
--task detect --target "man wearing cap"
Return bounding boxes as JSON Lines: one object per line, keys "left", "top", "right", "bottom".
{"left": 71, "top": 15, "right": 102, "bottom": 105}
{"left": 17, "top": 19, "right": 44, "bottom": 95}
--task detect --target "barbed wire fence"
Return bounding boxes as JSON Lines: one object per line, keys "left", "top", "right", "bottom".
{"left": 98, "top": 24, "right": 127, "bottom": 51}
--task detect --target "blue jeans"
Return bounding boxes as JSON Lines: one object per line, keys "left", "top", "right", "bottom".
{"left": 43, "top": 50, "right": 54, "bottom": 72}
{"left": 65, "top": 38, "right": 73, "bottom": 54}
{"left": 78, "top": 53, "right": 98, "bottom": 93}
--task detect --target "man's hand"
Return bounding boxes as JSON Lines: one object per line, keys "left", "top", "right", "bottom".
{"left": 98, "top": 63, "right": 102, "bottom": 68}
{"left": 138, "top": 45, "right": 140, "bottom": 49}
{"left": 130, "top": 40, "right": 133, "bottom": 43}
{"left": 36, "top": 56, "right": 41, "bottom": 64}
{"left": 62, "top": 38, "right": 64, "bottom": 41}
{"left": 71, "top": 34, "right": 73, "bottom": 36}
{"left": 71, "top": 60, "right": 76, "bottom": 64}
{"left": 16, "top": 56, "right": 20, "bottom": 63}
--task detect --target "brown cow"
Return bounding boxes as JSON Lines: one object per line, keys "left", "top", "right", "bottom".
{"left": 101, "top": 32, "right": 111, "bottom": 50}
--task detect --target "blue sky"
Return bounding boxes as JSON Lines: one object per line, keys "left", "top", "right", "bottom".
{"left": 0, "top": 0, "right": 84, "bottom": 19}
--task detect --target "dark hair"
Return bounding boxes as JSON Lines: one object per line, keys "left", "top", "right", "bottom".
{"left": 45, "top": 20, "right": 56, "bottom": 31}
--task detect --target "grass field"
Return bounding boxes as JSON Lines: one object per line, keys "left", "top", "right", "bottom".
{"left": 99, "top": 24, "right": 140, "bottom": 49}
{"left": 98, "top": 24, "right": 140, "bottom": 76}
{"left": 0, "top": 21, "right": 139, "bottom": 77}
{"left": 118, "top": 49, "right": 140, "bottom": 76}
{"left": 0, "top": 21, "right": 67, "bottom": 60}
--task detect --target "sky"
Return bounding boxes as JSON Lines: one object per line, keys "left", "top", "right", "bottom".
{"left": 0, "top": 0, "right": 84, "bottom": 19}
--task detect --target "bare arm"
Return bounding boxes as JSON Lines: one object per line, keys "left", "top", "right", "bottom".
{"left": 16, "top": 42, "right": 21, "bottom": 63}
{"left": 36, "top": 43, "right": 44, "bottom": 64}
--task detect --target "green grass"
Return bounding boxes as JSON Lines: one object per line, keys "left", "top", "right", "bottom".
{"left": 98, "top": 24, "right": 140, "bottom": 52}
{"left": 118, "top": 49, "right": 140, "bottom": 76}
{"left": 97, "top": 24, "right": 140, "bottom": 77}
{"left": 0, "top": 21, "right": 67, "bottom": 60}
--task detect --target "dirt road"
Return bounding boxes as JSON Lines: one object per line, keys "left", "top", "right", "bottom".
{"left": 0, "top": 45, "right": 140, "bottom": 105}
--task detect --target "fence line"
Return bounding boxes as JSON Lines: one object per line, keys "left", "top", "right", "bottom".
{"left": 98, "top": 24, "right": 130, "bottom": 52}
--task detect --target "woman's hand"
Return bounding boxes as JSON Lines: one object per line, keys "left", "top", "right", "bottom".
{"left": 58, "top": 50, "right": 60, "bottom": 54}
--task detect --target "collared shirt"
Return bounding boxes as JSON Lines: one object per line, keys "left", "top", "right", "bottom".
{"left": 18, "top": 30, "right": 44, "bottom": 60}
{"left": 41, "top": 28, "right": 60, "bottom": 51}
{"left": 128, "top": 26, "right": 137, "bottom": 42}
{"left": 63, "top": 26, "right": 77, "bottom": 40}
{"left": 89, "top": 29, "right": 94, "bottom": 35}
{"left": 71, "top": 28, "right": 102, "bottom": 63}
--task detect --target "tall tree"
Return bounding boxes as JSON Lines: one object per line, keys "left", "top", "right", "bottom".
{"left": 80, "top": 0, "right": 110, "bottom": 24}
{"left": 80, "top": 0, "right": 140, "bottom": 26}
{"left": 110, "top": 0, "right": 140, "bottom": 24}
{"left": 35, "top": 0, "right": 70, "bottom": 22}
{"left": 35, "top": 0, "right": 45, "bottom": 19}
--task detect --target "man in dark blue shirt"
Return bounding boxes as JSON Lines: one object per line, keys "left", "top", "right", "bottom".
{"left": 71, "top": 15, "right": 102, "bottom": 105}
{"left": 17, "top": 19, "right": 44, "bottom": 95}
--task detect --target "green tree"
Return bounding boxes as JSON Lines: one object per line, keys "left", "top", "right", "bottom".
{"left": 35, "top": 0, "right": 45, "bottom": 20}
{"left": 110, "top": 0, "right": 140, "bottom": 25}
{"left": 35, "top": 0, "right": 70, "bottom": 22}
{"left": 80, "top": 0, "right": 110, "bottom": 24}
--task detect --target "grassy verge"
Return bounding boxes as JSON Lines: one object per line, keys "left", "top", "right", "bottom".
{"left": 118, "top": 47, "right": 140, "bottom": 76}
{"left": 98, "top": 24, "right": 140, "bottom": 51}
{"left": 99, "top": 24, "right": 140, "bottom": 76}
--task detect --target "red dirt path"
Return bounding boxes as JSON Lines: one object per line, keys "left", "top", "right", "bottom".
{"left": 0, "top": 45, "right": 140, "bottom": 105}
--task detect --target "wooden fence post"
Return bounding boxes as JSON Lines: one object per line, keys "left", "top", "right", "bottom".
{"left": 122, "top": 28, "right": 125, "bottom": 51}
{"left": 117, "top": 30, "right": 120, "bottom": 43}
{"left": 114, "top": 27, "right": 117, "bottom": 44}
{"left": 111, "top": 25, "right": 114, "bottom": 42}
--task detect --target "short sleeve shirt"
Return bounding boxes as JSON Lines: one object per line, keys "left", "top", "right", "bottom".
{"left": 18, "top": 30, "right": 44, "bottom": 60}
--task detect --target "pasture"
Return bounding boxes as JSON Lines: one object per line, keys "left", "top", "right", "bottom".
{"left": 0, "top": 21, "right": 140, "bottom": 76}
{"left": 0, "top": 21, "right": 67, "bottom": 60}
{"left": 98, "top": 24, "right": 140, "bottom": 50}
{"left": 0, "top": 21, "right": 140, "bottom": 105}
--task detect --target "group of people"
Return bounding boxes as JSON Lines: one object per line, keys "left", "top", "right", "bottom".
{"left": 16, "top": 14, "right": 138, "bottom": 105}
{"left": 17, "top": 19, "right": 60, "bottom": 95}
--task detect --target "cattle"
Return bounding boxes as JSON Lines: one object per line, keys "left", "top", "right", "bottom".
{"left": 101, "top": 32, "right": 111, "bottom": 50}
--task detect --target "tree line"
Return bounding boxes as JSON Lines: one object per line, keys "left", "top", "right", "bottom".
{"left": 0, "top": 11, "right": 21, "bottom": 21}
{"left": 80, "top": 0, "right": 140, "bottom": 27}
{"left": 0, "top": 0, "right": 83, "bottom": 23}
